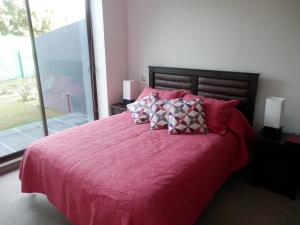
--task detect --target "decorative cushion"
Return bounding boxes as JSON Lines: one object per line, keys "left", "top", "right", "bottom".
{"left": 183, "top": 93, "right": 239, "bottom": 134}
{"left": 149, "top": 100, "right": 171, "bottom": 130}
{"left": 168, "top": 99, "right": 209, "bottom": 134}
{"left": 127, "top": 93, "right": 158, "bottom": 124}
{"left": 137, "top": 87, "right": 188, "bottom": 100}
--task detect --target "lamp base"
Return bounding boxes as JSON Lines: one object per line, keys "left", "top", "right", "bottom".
{"left": 262, "top": 126, "right": 283, "bottom": 139}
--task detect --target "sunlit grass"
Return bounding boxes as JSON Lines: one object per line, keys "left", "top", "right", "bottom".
{"left": 0, "top": 78, "right": 63, "bottom": 131}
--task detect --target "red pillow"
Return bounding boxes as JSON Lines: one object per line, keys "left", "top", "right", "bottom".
{"left": 183, "top": 93, "right": 204, "bottom": 101}
{"left": 183, "top": 93, "right": 239, "bottom": 134}
{"left": 137, "top": 87, "right": 190, "bottom": 100}
{"left": 137, "top": 87, "right": 156, "bottom": 100}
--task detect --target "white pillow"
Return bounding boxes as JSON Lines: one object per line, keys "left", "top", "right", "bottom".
{"left": 127, "top": 93, "right": 158, "bottom": 124}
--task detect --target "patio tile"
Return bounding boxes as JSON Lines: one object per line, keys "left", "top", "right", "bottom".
{"left": 0, "top": 113, "right": 90, "bottom": 158}
{"left": 0, "top": 143, "right": 15, "bottom": 157}
{"left": 0, "top": 129, "right": 18, "bottom": 138}
{"left": 47, "top": 120, "right": 73, "bottom": 132}
{"left": 64, "top": 117, "right": 89, "bottom": 126}
{"left": 72, "top": 113, "right": 91, "bottom": 121}
{"left": 53, "top": 114, "right": 76, "bottom": 121}
{"left": 15, "top": 122, "right": 42, "bottom": 131}
{"left": 15, "top": 127, "right": 45, "bottom": 140}
{"left": 71, "top": 112, "right": 86, "bottom": 117}
{"left": 0, "top": 132, "right": 34, "bottom": 151}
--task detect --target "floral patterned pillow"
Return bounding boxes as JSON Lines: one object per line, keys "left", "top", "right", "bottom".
{"left": 168, "top": 99, "right": 209, "bottom": 134}
{"left": 127, "top": 93, "right": 158, "bottom": 124}
{"left": 149, "top": 100, "right": 170, "bottom": 129}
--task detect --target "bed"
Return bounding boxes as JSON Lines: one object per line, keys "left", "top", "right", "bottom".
{"left": 20, "top": 66, "right": 259, "bottom": 225}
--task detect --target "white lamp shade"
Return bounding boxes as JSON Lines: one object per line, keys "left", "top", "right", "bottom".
{"left": 264, "top": 96, "right": 286, "bottom": 129}
{"left": 123, "top": 80, "right": 138, "bottom": 101}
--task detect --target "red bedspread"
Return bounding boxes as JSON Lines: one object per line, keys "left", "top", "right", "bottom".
{"left": 20, "top": 109, "right": 253, "bottom": 225}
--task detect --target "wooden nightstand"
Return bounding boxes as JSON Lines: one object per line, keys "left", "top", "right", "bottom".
{"left": 252, "top": 129, "right": 300, "bottom": 200}
{"left": 111, "top": 102, "right": 128, "bottom": 115}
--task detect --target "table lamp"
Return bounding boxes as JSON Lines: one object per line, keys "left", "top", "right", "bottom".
{"left": 123, "top": 80, "right": 138, "bottom": 104}
{"left": 263, "top": 96, "right": 286, "bottom": 138}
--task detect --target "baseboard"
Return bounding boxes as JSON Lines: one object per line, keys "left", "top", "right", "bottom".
{"left": 0, "top": 157, "right": 21, "bottom": 176}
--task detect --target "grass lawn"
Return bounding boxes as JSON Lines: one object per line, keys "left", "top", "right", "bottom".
{"left": 0, "top": 89, "right": 63, "bottom": 131}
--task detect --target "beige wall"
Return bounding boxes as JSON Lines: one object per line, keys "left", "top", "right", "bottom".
{"left": 127, "top": 0, "right": 300, "bottom": 132}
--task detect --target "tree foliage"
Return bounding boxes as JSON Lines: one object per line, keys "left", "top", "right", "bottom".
{"left": 0, "top": 0, "right": 52, "bottom": 36}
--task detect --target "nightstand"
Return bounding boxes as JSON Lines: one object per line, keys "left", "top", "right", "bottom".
{"left": 252, "top": 129, "right": 300, "bottom": 200}
{"left": 111, "top": 102, "right": 128, "bottom": 115}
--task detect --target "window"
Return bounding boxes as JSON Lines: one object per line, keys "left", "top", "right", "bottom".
{"left": 0, "top": 0, "right": 97, "bottom": 163}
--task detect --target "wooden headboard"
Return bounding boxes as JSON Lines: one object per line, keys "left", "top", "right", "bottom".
{"left": 149, "top": 66, "right": 260, "bottom": 124}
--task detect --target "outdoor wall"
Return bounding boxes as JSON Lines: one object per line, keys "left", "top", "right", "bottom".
{"left": 35, "top": 21, "right": 94, "bottom": 119}
{"left": 127, "top": 0, "right": 300, "bottom": 133}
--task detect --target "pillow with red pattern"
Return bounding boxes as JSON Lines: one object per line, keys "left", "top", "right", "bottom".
{"left": 149, "top": 98, "right": 186, "bottom": 130}
{"left": 167, "top": 99, "right": 209, "bottom": 134}
{"left": 183, "top": 93, "right": 239, "bottom": 134}
{"left": 137, "top": 87, "right": 190, "bottom": 100}
{"left": 127, "top": 93, "right": 158, "bottom": 124}
{"left": 149, "top": 100, "right": 171, "bottom": 130}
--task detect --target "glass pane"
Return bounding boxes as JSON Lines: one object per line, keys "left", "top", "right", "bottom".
{"left": 29, "top": 0, "right": 94, "bottom": 134}
{"left": 0, "top": 0, "right": 45, "bottom": 158}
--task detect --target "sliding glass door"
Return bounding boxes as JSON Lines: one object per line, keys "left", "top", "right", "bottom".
{"left": 0, "top": 0, "right": 45, "bottom": 159}
{"left": 0, "top": 0, "right": 96, "bottom": 162}
{"left": 29, "top": 0, "right": 95, "bottom": 133}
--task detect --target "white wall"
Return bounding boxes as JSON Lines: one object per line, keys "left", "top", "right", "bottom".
{"left": 92, "top": 0, "right": 300, "bottom": 131}
{"left": 102, "top": 0, "right": 128, "bottom": 112}
{"left": 91, "top": 0, "right": 109, "bottom": 118}
{"left": 127, "top": 0, "right": 300, "bottom": 132}
{"left": 91, "top": 0, "right": 128, "bottom": 118}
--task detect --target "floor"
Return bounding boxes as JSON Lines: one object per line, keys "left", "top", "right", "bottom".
{"left": 0, "top": 113, "right": 89, "bottom": 157}
{"left": 0, "top": 170, "right": 299, "bottom": 225}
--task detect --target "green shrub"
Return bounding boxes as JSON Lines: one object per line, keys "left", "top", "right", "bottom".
{"left": 17, "top": 79, "right": 32, "bottom": 101}
{"left": 0, "top": 81, "right": 9, "bottom": 95}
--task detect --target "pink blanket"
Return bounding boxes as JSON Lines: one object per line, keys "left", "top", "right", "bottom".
{"left": 20, "top": 109, "right": 253, "bottom": 225}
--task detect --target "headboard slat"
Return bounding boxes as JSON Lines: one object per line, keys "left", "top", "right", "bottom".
{"left": 198, "top": 77, "right": 249, "bottom": 89}
{"left": 156, "top": 73, "right": 192, "bottom": 83}
{"left": 156, "top": 79, "right": 192, "bottom": 90}
{"left": 149, "top": 66, "right": 259, "bottom": 124}
{"left": 155, "top": 86, "right": 175, "bottom": 91}
{"left": 197, "top": 92, "right": 248, "bottom": 102}
{"left": 198, "top": 84, "right": 249, "bottom": 97}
